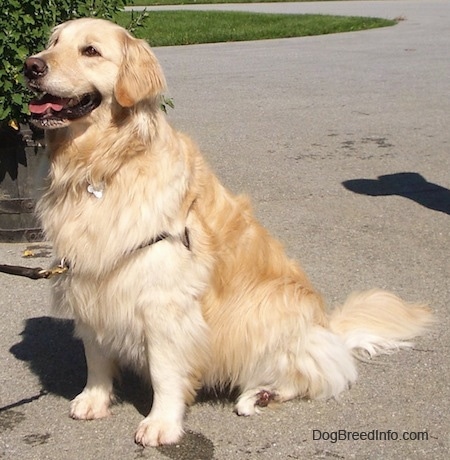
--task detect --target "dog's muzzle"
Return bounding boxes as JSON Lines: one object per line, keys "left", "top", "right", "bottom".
{"left": 24, "top": 56, "right": 102, "bottom": 129}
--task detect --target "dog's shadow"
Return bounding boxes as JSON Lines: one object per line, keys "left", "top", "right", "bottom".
{"left": 9, "top": 316, "right": 235, "bottom": 416}
{"left": 9, "top": 316, "right": 153, "bottom": 415}
{"left": 10, "top": 317, "right": 219, "bottom": 458}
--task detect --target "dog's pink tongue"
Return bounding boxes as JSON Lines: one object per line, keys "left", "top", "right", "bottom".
{"left": 29, "top": 95, "right": 69, "bottom": 114}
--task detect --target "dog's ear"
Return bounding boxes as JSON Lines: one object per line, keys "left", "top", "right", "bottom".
{"left": 114, "top": 34, "right": 166, "bottom": 107}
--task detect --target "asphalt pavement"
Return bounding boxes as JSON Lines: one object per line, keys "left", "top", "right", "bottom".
{"left": 1, "top": 2, "right": 449, "bottom": 459}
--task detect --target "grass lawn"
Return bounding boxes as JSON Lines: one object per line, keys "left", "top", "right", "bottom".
{"left": 117, "top": 10, "right": 396, "bottom": 46}
{"left": 128, "top": 0, "right": 329, "bottom": 5}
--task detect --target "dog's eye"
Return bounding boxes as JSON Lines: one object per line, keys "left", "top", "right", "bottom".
{"left": 82, "top": 46, "right": 101, "bottom": 57}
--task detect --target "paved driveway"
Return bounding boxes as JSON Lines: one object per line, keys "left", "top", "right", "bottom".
{"left": 1, "top": 2, "right": 449, "bottom": 459}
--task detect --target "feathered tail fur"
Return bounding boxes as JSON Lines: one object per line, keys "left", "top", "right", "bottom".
{"left": 330, "top": 289, "right": 433, "bottom": 358}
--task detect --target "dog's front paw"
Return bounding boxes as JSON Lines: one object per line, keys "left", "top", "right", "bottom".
{"left": 70, "top": 389, "right": 112, "bottom": 420}
{"left": 135, "top": 417, "right": 183, "bottom": 447}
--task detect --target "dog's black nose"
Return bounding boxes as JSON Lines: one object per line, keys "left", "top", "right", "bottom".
{"left": 24, "top": 57, "right": 48, "bottom": 79}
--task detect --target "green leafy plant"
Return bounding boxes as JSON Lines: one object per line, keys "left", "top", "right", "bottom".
{"left": 0, "top": 0, "right": 130, "bottom": 127}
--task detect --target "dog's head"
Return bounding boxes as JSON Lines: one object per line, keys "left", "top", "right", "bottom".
{"left": 24, "top": 18, "right": 166, "bottom": 129}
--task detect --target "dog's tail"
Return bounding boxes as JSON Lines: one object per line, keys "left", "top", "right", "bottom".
{"left": 329, "top": 289, "right": 434, "bottom": 357}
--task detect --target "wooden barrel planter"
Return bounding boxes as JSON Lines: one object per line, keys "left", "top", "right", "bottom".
{"left": 0, "top": 124, "right": 45, "bottom": 242}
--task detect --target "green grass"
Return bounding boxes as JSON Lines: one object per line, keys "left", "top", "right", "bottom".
{"left": 128, "top": 0, "right": 331, "bottom": 5}
{"left": 117, "top": 11, "right": 396, "bottom": 46}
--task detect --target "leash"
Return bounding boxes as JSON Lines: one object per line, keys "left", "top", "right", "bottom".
{"left": 0, "top": 228, "right": 190, "bottom": 281}
{"left": 0, "top": 260, "right": 68, "bottom": 280}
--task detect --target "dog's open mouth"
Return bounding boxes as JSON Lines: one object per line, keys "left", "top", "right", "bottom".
{"left": 29, "top": 92, "right": 102, "bottom": 129}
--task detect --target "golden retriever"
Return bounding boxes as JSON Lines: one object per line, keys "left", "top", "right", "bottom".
{"left": 24, "top": 18, "right": 433, "bottom": 447}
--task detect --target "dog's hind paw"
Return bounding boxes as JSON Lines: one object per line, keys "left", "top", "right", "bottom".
{"left": 135, "top": 417, "right": 183, "bottom": 447}
{"left": 70, "top": 389, "right": 112, "bottom": 420}
{"left": 234, "top": 389, "right": 277, "bottom": 416}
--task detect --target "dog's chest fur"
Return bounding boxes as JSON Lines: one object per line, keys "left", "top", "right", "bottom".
{"left": 39, "top": 135, "right": 191, "bottom": 276}
{"left": 39, "top": 132, "right": 213, "bottom": 369}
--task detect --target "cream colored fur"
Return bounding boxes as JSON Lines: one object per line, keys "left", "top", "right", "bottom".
{"left": 30, "top": 18, "right": 433, "bottom": 447}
